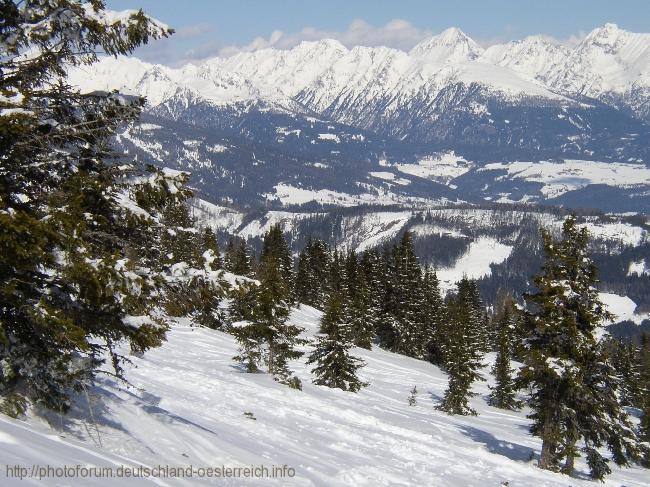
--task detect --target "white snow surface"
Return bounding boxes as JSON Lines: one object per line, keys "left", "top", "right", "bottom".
{"left": 351, "top": 212, "right": 412, "bottom": 252}
{"left": 436, "top": 237, "right": 513, "bottom": 292}
{"left": 580, "top": 221, "right": 647, "bottom": 247}
{"left": 396, "top": 152, "right": 473, "bottom": 184}
{"left": 599, "top": 292, "right": 650, "bottom": 325}
{"left": 263, "top": 183, "right": 435, "bottom": 207}
{"left": 481, "top": 160, "right": 650, "bottom": 199}
{"left": 190, "top": 199, "right": 245, "bottom": 234}
{"left": 628, "top": 259, "right": 650, "bottom": 276}
{"left": 368, "top": 172, "right": 411, "bottom": 186}
{"left": 2, "top": 305, "right": 648, "bottom": 486}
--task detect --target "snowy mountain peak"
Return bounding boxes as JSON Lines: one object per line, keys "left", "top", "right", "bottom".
{"left": 479, "top": 35, "right": 571, "bottom": 81}
{"left": 410, "top": 27, "right": 484, "bottom": 63}
{"left": 293, "top": 38, "right": 348, "bottom": 56}
{"left": 584, "top": 22, "right": 624, "bottom": 47}
{"left": 439, "top": 27, "right": 474, "bottom": 43}
{"left": 576, "top": 23, "right": 640, "bottom": 59}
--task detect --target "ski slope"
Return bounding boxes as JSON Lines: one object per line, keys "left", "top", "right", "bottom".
{"left": 0, "top": 306, "right": 647, "bottom": 486}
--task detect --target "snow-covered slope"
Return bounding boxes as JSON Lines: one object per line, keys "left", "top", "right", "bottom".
{"left": 1, "top": 306, "right": 647, "bottom": 486}
{"left": 436, "top": 237, "right": 513, "bottom": 291}
{"left": 479, "top": 159, "right": 650, "bottom": 198}
{"left": 480, "top": 36, "right": 571, "bottom": 82}
{"left": 410, "top": 27, "right": 484, "bottom": 64}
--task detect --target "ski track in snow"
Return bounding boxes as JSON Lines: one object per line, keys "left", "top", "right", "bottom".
{"left": 1, "top": 305, "right": 647, "bottom": 486}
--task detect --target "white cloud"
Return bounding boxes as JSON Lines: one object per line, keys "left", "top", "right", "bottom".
{"left": 136, "top": 19, "right": 592, "bottom": 66}
{"left": 217, "top": 19, "right": 435, "bottom": 57}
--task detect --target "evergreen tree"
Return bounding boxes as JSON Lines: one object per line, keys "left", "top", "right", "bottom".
{"left": 200, "top": 226, "right": 222, "bottom": 270}
{"left": 345, "top": 251, "right": 374, "bottom": 349}
{"left": 0, "top": 0, "right": 172, "bottom": 413}
{"left": 232, "top": 227, "right": 303, "bottom": 386}
{"left": 359, "top": 249, "right": 384, "bottom": 342}
{"left": 376, "top": 246, "right": 399, "bottom": 350}
{"left": 223, "top": 239, "right": 256, "bottom": 327}
{"left": 224, "top": 237, "right": 253, "bottom": 277}
{"left": 488, "top": 304, "right": 521, "bottom": 410}
{"left": 159, "top": 200, "right": 229, "bottom": 329}
{"left": 307, "top": 291, "right": 368, "bottom": 392}
{"left": 328, "top": 249, "right": 347, "bottom": 297}
{"left": 294, "top": 238, "right": 330, "bottom": 309}
{"left": 160, "top": 200, "right": 201, "bottom": 268}
{"left": 408, "top": 385, "right": 418, "bottom": 406}
{"left": 437, "top": 278, "right": 486, "bottom": 415}
{"left": 637, "top": 333, "right": 650, "bottom": 466}
{"left": 377, "top": 233, "right": 426, "bottom": 357}
{"left": 610, "top": 340, "right": 642, "bottom": 408}
{"left": 422, "top": 266, "right": 444, "bottom": 365}
{"left": 393, "top": 233, "right": 425, "bottom": 357}
{"left": 260, "top": 224, "right": 293, "bottom": 289}
{"left": 517, "top": 216, "right": 639, "bottom": 478}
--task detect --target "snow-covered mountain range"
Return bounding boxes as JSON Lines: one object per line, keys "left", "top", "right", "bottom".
{"left": 69, "top": 24, "right": 650, "bottom": 212}
{"left": 72, "top": 24, "right": 650, "bottom": 122}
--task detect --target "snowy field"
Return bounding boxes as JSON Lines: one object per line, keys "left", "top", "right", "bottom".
{"left": 481, "top": 160, "right": 650, "bottom": 198}
{"left": 436, "top": 237, "right": 512, "bottom": 292}
{"left": 395, "top": 152, "right": 473, "bottom": 184}
{"left": 599, "top": 292, "right": 650, "bottom": 325}
{"left": 1, "top": 306, "right": 647, "bottom": 487}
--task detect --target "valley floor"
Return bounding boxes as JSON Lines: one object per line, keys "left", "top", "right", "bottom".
{"left": 0, "top": 306, "right": 647, "bottom": 486}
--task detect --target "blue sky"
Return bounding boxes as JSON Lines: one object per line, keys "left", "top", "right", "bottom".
{"left": 106, "top": 0, "right": 650, "bottom": 65}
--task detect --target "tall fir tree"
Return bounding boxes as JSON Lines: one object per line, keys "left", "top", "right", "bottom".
{"left": 345, "top": 251, "right": 374, "bottom": 349}
{"left": 294, "top": 238, "right": 330, "bottom": 309}
{"left": 224, "top": 236, "right": 253, "bottom": 277}
{"left": 437, "top": 278, "right": 486, "bottom": 415}
{"left": 224, "top": 237, "right": 257, "bottom": 326}
{"left": 379, "top": 233, "right": 425, "bottom": 357}
{"left": 517, "top": 216, "right": 639, "bottom": 478}
{"left": 610, "top": 340, "right": 642, "bottom": 408}
{"left": 260, "top": 224, "right": 293, "bottom": 290}
{"left": 488, "top": 304, "right": 521, "bottom": 410}
{"left": 422, "top": 266, "right": 444, "bottom": 365}
{"left": 307, "top": 291, "right": 368, "bottom": 392}
{"left": 358, "top": 249, "right": 385, "bottom": 348}
{"left": 160, "top": 200, "right": 201, "bottom": 268}
{"left": 232, "top": 226, "right": 303, "bottom": 387}
{"left": 0, "top": 0, "right": 173, "bottom": 414}
{"left": 376, "top": 245, "right": 399, "bottom": 350}
{"left": 637, "top": 333, "right": 650, "bottom": 466}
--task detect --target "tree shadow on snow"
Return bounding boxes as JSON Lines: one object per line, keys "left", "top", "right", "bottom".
{"left": 37, "top": 376, "right": 219, "bottom": 445}
{"left": 427, "top": 390, "right": 444, "bottom": 405}
{"left": 458, "top": 425, "right": 535, "bottom": 463}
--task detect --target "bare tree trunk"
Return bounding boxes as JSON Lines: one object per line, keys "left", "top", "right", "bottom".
{"left": 561, "top": 437, "right": 577, "bottom": 475}
{"left": 268, "top": 341, "right": 274, "bottom": 375}
{"left": 538, "top": 418, "right": 556, "bottom": 470}
{"left": 562, "top": 452, "right": 575, "bottom": 475}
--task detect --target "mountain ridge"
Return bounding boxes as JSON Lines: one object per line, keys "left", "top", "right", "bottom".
{"left": 68, "top": 23, "right": 650, "bottom": 212}
{"left": 71, "top": 23, "right": 650, "bottom": 118}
